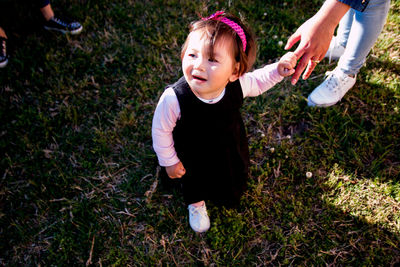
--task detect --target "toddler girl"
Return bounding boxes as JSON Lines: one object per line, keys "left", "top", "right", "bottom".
{"left": 152, "top": 11, "right": 297, "bottom": 233}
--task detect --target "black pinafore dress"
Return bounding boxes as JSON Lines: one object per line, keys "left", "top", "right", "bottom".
{"left": 163, "top": 77, "right": 249, "bottom": 207}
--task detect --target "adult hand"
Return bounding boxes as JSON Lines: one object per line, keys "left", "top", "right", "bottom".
{"left": 284, "top": 0, "right": 350, "bottom": 85}
{"left": 285, "top": 16, "right": 334, "bottom": 85}
{"left": 166, "top": 161, "right": 186, "bottom": 178}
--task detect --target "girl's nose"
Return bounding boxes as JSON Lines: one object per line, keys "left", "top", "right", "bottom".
{"left": 193, "top": 57, "right": 205, "bottom": 70}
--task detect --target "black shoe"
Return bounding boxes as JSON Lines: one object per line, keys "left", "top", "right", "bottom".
{"left": 0, "top": 37, "right": 8, "bottom": 68}
{"left": 44, "top": 16, "right": 83, "bottom": 35}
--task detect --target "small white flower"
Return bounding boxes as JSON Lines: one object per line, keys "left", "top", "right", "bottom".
{"left": 306, "top": 172, "right": 312, "bottom": 178}
{"left": 270, "top": 147, "right": 275, "bottom": 153}
{"left": 273, "top": 35, "right": 278, "bottom": 39}
{"left": 278, "top": 41, "right": 283, "bottom": 46}
{"left": 263, "top": 12, "right": 267, "bottom": 16}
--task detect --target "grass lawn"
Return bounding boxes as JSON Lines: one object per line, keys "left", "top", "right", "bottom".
{"left": 1, "top": 0, "right": 399, "bottom": 265}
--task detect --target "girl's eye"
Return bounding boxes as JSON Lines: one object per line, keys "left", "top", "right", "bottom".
{"left": 209, "top": 58, "right": 218, "bottom": 63}
{"left": 188, "top": 54, "right": 196, "bottom": 58}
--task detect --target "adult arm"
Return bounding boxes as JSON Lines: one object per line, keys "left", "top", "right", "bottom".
{"left": 285, "top": 0, "right": 351, "bottom": 85}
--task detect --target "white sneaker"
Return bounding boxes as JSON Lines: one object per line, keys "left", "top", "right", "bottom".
{"left": 324, "top": 36, "right": 345, "bottom": 62}
{"left": 308, "top": 68, "right": 356, "bottom": 107}
{"left": 188, "top": 202, "right": 210, "bottom": 233}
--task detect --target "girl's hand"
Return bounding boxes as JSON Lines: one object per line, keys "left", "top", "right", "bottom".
{"left": 277, "top": 52, "right": 297, "bottom": 77}
{"left": 166, "top": 161, "right": 186, "bottom": 179}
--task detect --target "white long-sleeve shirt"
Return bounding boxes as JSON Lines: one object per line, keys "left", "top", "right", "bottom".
{"left": 152, "top": 62, "right": 284, "bottom": 167}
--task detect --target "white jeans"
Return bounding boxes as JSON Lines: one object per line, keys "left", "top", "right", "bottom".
{"left": 337, "top": 0, "right": 391, "bottom": 75}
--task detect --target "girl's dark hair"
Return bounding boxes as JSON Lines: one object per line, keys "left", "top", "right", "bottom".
{"left": 181, "top": 11, "right": 256, "bottom": 76}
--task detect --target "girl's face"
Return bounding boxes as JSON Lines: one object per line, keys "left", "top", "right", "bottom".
{"left": 182, "top": 30, "right": 239, "bottom": 100}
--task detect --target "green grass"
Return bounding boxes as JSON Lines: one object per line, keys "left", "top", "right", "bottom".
{"left": 1, "top": 0, "right": 399, "bottom": 265}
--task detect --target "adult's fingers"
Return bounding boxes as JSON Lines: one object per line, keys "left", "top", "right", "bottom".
{"left": 302, "top": 62, "right": 317, "bottom": 80}
{"left": 302, "top": 56, "right": 324, "bottom": 79}
{"left": 293, "top": 45, "right": 307, "bottom": 62}
{"left": 285, "top": 31, "right": 301, "bottom": 50}
{"left": 291, "top": 52, "right": 312, "bottom": 85}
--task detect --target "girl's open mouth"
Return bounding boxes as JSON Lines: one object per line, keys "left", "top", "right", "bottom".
{"left": 193, "top": 75, "right": 207, "bottom": 81}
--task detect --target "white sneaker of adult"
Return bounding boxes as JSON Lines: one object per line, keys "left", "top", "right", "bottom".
{"left": 308, "top": 68, "right": 356, "bottom": 107}
{"left": 324, "top": 36, "right": 345, "bottom": 62}
{"left": 188, "top": 202, "right": 210, "bottom": 233}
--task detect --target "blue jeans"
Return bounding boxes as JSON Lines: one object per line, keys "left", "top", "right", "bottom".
{"left": 337, "top": 0, "right": 390, "bottom": 75}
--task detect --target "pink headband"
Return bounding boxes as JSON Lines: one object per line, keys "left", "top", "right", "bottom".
{"left": 202, "top": 11, "right": 247, "bottom": 52}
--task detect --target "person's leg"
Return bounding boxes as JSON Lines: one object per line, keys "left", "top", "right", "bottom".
{"left": 37, "top": 0, "right": 51, "bottom": 9}
{"left": 40, "top": 1, "right": 83, "bottom": 35}
{"left": 336, "top": 9, "right": 355, "bottom": 47}
{"left": 309, "top": 0, "right": 390, "bottom": 107}
{"left": 0, "top": 27, "right": 8, "bottom": 68}
{"left": 0, "top": 27, "right": 7, "bottom": 39}
{"left": 39, "top": 3, "right": 54, "bottom": 21}
{"left": 324, "top": 10, "right": 354, "bottom": 61}
{"left": 338, "top": 0, "right": 391, "bottom": 76}
{"left": 182, "top": 173, "right": 210, "bottom": 233}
